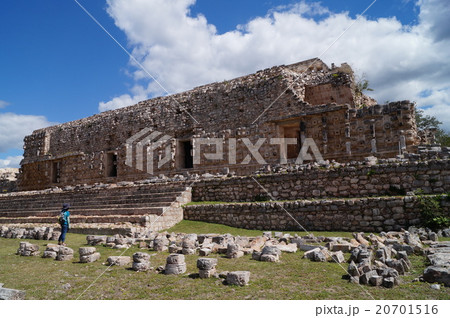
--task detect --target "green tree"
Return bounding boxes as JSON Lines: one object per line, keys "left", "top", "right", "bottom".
{"left": 354, "top": 75, "right": 374, "bottom": 96}
{"left": 415, "top": 108, "right": 450, "bottom": 146}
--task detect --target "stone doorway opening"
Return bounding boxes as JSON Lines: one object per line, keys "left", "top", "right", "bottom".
{"left": 106, "top": 152, "right": 118, "bottom": 177}
{"left": 176, "top": 140, "right": 193, "bottom": 169}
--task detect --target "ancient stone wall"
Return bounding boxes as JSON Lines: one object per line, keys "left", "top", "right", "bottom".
{"left": 184, "top": 195, "right": 449, "bottom": 232}
{"left": 192, "top": 160, "right": 450, "bottom": 202}
{"left": 18, "top": 59, "right": 420, "bottom": 191}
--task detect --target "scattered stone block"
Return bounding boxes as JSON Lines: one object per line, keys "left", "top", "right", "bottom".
{"left": 330, "top": 251, "right": 345, "bottom": 263}
{"left": 86, "top": 235, "right": 107, "bottom": 246}
{"left": 165, "top": 254, "right": 187, "bottom": 275}
{"left": 252, "top": 251, "right": 262, "bottom": 261}
{"left": 199, "top": 248, "right": 211, "bottom": 256}
{"left": 382, "top": 277, "right": 396, "bottom": 288}
{"left": 17, "top": 242, "right": 40, "bottom": 256}
{"left": 42, "top": 244, "right": 60, "bottom": 259}
{"left": 303, "top": 248, "right": 321, "bottom": 260}
{"left": 423, "top": 266, "right": 450, "bottom": 287}
{"left": 353, "top": 233, "right": 370, "bottom": 246}
{"left": 153, "top": 236, "right": 170, "bottom": 252}
{"left": 80, "top": 253, "right": 101, "bottom": 263}
{"left": 348, "top": 261, "right": 361, "bottom": 277}
{"left": 0, "top": 285, "right": 25, "bottom": 300}
{"left": 331, "top": 244, "right": 352, "bottom": 253}
{"left": 197, "top": 258, "right": 218, "bottom": 278}
{"left": 369, "top": 275, "right": 383, "bottom": 286}
{"left": 132, "top": 252, "right": 151, "bottom": 272}
{"left": 106, "top": 256, "right": 131, "bottom": 266}
{"left": 79, "top": 247, "right": 96, "bottom": 255}
{"left": 43, "top": 251, "right": 58, "bottom": 259}
{"left": 260, "top": 254, "right": 278, "bottom": 262}
{"left": 56, "top": 246, "right": 74, "bottom": 261}
{"left": 312, "top": 249, "right": 329, "bottom": 262}
{"left": 79, "top": 246, "right": 101, "bottom": 263}
{"left": 226, "top": 243, "right": 244, "bottom": 259}
{"left": 360, "top": 270, "right": 378, "bottom": 285}
{"left": 277, "top": 243, "right": 298, "bottom": 253}
{"left": 226, "top": 271, "right": 250, "bottom": 286}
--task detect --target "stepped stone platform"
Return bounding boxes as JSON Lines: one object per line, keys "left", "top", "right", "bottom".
{"left": 0, "top": 181, "right": 191, "bottom": 232}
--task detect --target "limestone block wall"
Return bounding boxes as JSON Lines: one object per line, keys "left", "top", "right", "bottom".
{"left": 184, "top": 195, "right": 450, "bottom": 232}
{"left": 348, "top": 102, "right": 419, "bottom": 158}
{"left": 146, "top": 187, "right": 192, "bottom": 232}
{"left": 192, "top": 160, "right": 450, "bottom": 202}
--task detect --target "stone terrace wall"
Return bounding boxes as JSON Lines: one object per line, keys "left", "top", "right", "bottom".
{"left": 192, "top": 160, "right": 450, "bottom": 202}
{"left": 184, "top": 195, "right": 450, "bottom": 232}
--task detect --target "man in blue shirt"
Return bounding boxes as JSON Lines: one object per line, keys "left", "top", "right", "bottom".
{"left": 58, "top": 203, "right": 71, "bottom": 246}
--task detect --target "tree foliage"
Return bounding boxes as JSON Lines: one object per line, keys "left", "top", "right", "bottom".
{"left": 415, "top": 108, "right": 450, "bottom": 146}
{"left": 355, "top": 77, "right": 374, "bottom": 96}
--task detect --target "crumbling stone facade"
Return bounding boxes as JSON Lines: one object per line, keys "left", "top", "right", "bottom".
{"left": 18, "top": 58, "right": 419, "bottom": 191}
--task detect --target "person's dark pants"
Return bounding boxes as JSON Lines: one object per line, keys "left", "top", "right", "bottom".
{"left": 59, "top": 225, "right": 68, "bottom": 243}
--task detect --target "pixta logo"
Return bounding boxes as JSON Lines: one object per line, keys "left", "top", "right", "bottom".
{"left": 125, "top": 128, "right": 173, "bottom": 175}
{"left": 125, "top": 128, "right": 324, "bottom": 175}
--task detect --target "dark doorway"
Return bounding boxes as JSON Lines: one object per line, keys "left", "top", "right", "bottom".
{"left": 52, "top": 162, "right": 61, "bottom": 183}
{"left": 106, "top": 153, "right": 118, "bottom": 177}
{"left": 182, "top": 141, "right": 193, "bottom": 169}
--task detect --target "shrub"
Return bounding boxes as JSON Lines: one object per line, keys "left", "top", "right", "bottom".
{"left": 417, "top": 194, "right": 450, "bottom": 230}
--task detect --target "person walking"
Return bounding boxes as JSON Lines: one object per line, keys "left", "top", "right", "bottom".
{"left": 58, "top": 203, "right": 71, "bottom": 246}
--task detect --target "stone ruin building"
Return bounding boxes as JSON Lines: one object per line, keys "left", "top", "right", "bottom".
{"left": 1, "top": 58, "right": 448, "bottom": 234}
{"left": 18, "top": 58, "right": 419, "bottom": 191}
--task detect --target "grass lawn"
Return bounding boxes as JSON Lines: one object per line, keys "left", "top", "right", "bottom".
{"left": 0, "top": 220, "right": 448, "bottom": 300}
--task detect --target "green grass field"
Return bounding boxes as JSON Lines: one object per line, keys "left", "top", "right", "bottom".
{"left": 0, "top": 220, "right": 448, "bottom": 300}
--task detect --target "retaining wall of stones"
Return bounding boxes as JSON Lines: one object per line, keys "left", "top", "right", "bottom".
{"left": 192, "top": 160, "right": 450, "bottom": 202}
{"left": 184, "top": 195, "right": 450, "bottom": 232}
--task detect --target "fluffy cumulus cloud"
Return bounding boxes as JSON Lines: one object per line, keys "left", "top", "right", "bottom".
{"left": 0, "top": 156, "right": 23, "bottom": 169}
{"left": 0, "top": 112, "right": 56, "bottom": 158}
{"left": 103, "top": 0, "right": 450, "bottom": 131}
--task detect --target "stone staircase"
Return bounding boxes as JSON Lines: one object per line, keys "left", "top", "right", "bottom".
{"left": 0, "top": 182, "right": 192, "bottom": 232}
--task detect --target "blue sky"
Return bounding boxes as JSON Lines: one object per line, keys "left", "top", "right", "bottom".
{"left": 1, "top": 0, "right": 449, "bottom": 168}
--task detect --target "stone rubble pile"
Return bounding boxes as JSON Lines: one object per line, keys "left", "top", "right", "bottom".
{"left": 1, "top": 226, "right": 60, "bottom": 241}
{"left": 16, "top": 242, "right": 40, "bottom": 256}
{"left": 132, "top": 252, "right": 151, "bottom": 272}
{"left": 165, "top": 254, "right": 187, "bottom": 275}
{"left": 79, "top": 247, "right": 101, "bottom": 263}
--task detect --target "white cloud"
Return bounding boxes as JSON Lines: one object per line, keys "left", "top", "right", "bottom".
{"left": 103, "top": 0, "right": 450, "bottom": 132}
{"left": 0, "top": 156, "right": 23, "bottom": 169}
{"left": 0, "top": 100, "right": 10, "bottom": 109}
{"left": 0, "top": 112, "right": 56, "bottom": 153}
{"left": 99, "top": 93, "right": 147, "bottom": 112}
